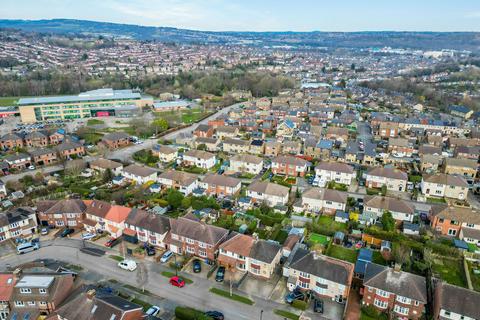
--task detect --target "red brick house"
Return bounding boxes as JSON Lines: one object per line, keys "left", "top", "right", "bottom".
{"left": 36, "top": 199, "right": 86, "bottom": 228}
{"left": 271, "top": 155, "right": 309, "bottom": 177}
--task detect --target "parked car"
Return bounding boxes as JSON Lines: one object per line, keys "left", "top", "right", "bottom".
{"left": 313, "top": 299, "right": 324, "bottom": 313}
{"left": 169, "top": 276, "right": 185, "bottom": 288}
{"left": 146, "top": 306, "right": 161, "bottom": 316}
{"left": 40, "top": 228, "right": 49, "bottom": 235}
{"left": 81, "top": 233, "right": 96, "bottom": 240}
{"left": 160, "top": 250, "right": 173, "bottom": 263}
{"left": 215, "top": 266, "right": 225, "bottom": 282}
{"left": 105, "top": 238, "right": 120, "bottom": 248}
{"left": 285, "top": 288, "right": 305, "bottom": 304}
{"left": 205, "top": 311, "right": 224, "bottom": 320}
{"left": 60, "top": 228, "right": 74, "bottom": 238}
{"left": 193, "top": 259, "right": 201, "bottom": 273}
{"left": 144, "top": 244, "right": 156, "bottom": 256}
{"left": 118, "top": 259, "right": 137, "bottom": 272}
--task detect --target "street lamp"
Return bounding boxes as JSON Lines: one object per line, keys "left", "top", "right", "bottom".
{"left": 260, "top": 310, "right": 263, "bottom": 320}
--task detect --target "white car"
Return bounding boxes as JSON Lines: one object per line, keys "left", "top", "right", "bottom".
{"left": 118, "top": 259, "right": 137, "bottom": 271}
{"left": 28, "top": 165, "right": 36, "bottom": 170}
{"left": 81, "top": 233, "right": 96, "bottom": 240}
{"left": 146, "top": 306, "right": 161, "bottom": 316}
{"left": 160, "top": 250, "right": 173, "bottom": 263}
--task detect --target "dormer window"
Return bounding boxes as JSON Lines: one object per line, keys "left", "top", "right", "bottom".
{"left": 20, "top": 288, "right": 31, "bottom": 294}
{"left": 39, "top": 288, "right": 47, "bottom": 294}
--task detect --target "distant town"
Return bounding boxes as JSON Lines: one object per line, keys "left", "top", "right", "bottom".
{"left": 0, "top": 19, "right": 479, "bottom": 320}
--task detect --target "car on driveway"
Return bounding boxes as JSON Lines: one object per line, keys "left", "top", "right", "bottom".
{"left": 81, "top": 233, "right": 96, "bottom": 240}
{"left": 313, "top": 299, "right": 324, "bottom": 313}
{"left": 146, "top": 306, "right": 161, "bottom": 316}
{"left": 144, "top": 244, "right": 156, "bottom": 256}
{"left": 205, "top": 311, "right": 224, "bottom": 320}
{"left": 40, "top": 228, "right": 49, "bottom": 235}
{"left": 60, "top": 228, "right": 74, "bottom": 238}
{"left": 193, "top": 259, "right": 202, "bottom": 273}
{"left": 169, "top": 276, "right": 185, "bottom": 288}
{"left": 215, "top": 266, "right": 225, "bottom": 282}
{"left": 285, "top": 288, "right": 305, "bottom": 304}
{"left": 118, "top": 259, "right": 137, "bottom": 271}
{"left": 105, "top": 238, "right": 120, "bottom": 248}
{"left": 160, "top": 250, "right": 173, "bottom": 263}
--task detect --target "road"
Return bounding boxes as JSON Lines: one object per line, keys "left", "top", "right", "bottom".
{"left": 0, "top": 238, "right": 309, "bottom": 320}
{"left": 1, "top": 164, "right": 64, "bottom": 183}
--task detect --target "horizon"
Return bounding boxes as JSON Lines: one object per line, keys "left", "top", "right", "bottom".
{"left": 2, "top": 0, "right": 480, "bottom": 32}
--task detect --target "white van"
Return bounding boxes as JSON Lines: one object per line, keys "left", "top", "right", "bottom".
{"left": 117, "top": 259, "right": 137, "bottom": 271}
{"left": 17, "top": 242, "right": 39, "bottom": 254}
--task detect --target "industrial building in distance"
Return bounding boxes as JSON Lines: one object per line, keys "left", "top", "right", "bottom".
{"left": 18, "top": 88, "right": 153, "bottom": 122}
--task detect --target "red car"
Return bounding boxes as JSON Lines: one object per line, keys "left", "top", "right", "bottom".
{"left": 105, "top": 238, "right": 120, "bottom": 248}
{"left": 169, "top": 276, "right": 185, "bottom": 288}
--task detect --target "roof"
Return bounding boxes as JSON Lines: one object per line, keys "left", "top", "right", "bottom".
{"left": 250, "top": 240, "right": 282, "bottom": 263}
{"left": 184, "top": 149, "right": 216, "bottom": 160}
{"left": 202, "top": 174, "right": 241, "bottom": 188}
{"left": 170, "top": 216, "right": 228, "bottom": 245}
{"left": 224, "top": 138, "right": 250, "bottom": 146}
{"left": 219, "top": 233, "right": 255, "bottom": 257}
{"left": 363, "top": 263, "right": 427, "bottom": 303}
{"left": 422, "top": 173, "right": 468, "bottom": 187}
{"left": 158, "top": 170, "right": 198, "bottom": 186}
{"left": 364, "top": 196, "right": 414, "bottom": 214}
{"left": 90, "top": 158, "right": 123, "bottom": 170}
{"left": 85, "top": 200, "right": 111, "bottom": 219}
{"left": 436, "top": 282, "right": 480, "bottom": 319}
{"left": 15, "top": 276, "right": 54, "bottom": 288}
{"left": 230, "top": 154, "right": 263, "bottom": 165}
{"left": 315, "top": 161, "right": 354, "bottom": 174}
{"left": 123, "top": 164, "right": 157, "bottom": 177}
{"left": 0, "top": 274, "right": 15, "bottom": 301}
{"left": 105, "top": 205, "right": 131, "bottom": 223}
{"left": 37, "top": 199, "right": 86, "bottom": 214}
{"left": 18, "top": 88, "right": 141, "bottom": 106}
{"left": 155, "top": 145, "right": 177, "bottom": 154}
{"left": 431, "top": 205, "right": 480, "bottom": 225}
{"left": 289, "top": 250, "right": 354, "bottom": 286}
{"left": 102, "top": 132, "right": 129, "bottom": 142}
{"left": 272, "top": 155, "right": 308, "bottom": 166}
{"left": 0, "top": 207, "right": 34, "bottom": 227}
{"left": 366, "top": 167, "right": 407, "bottom": 181}
{"left": 248, "top": 181, "right": 290, "bottom": 198}
{"left": 445, "top": 157, "right": 478, "bottom": 169}
{"left": 302, "top": 187, "right": 348, "bottom": 204}
{"left": 125, "top": 208, "right": 170, "bottom": 235}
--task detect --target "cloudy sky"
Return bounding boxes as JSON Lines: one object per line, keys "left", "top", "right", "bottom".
{"left": 2, "top": 0, "right": 480, "bottom": 31}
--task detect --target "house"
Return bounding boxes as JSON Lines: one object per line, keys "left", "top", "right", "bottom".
{"left": 36, "top": 199, "right": 86, "bottom": 228}
{"left": 29, "top": 148, "right": 57, "bottom": 166}
{"left": 247, "top": 181, "right": 290, "bottom": 207}
{"left": 215, "top": 126, "right": 239, "bottom": 139}
{"left": 183, "top": 150, "right": 216, "bottom": 169}
{"left": 0, "top": 133, "right": 24, "bottom": 150}
{"left": 297, "top": 187, "right": 348, "bottom": 215}
{"left": 361, "top": 196, "right": 415, "bottom": 224}
{"left": 122, "top": 164, "right": 157, "bottom": 184}
{"left": 449, "top": 105, "right": 473, "bottom": 119}
{"left": 433, "top": 282, "right": 480, "bottom": 320}
{"left": 284, "top": 249, "right": 354, "bottom": 303}
{"left": 248, "top": 240, "right": 282, "bottom": 278}
{"left": 218, "top": 233, "right": 254, "bottom": 272}
{"left": 0, "top": 181, "right": 6, "bottom": 198}
{"left": 0, "top": 273, "right": 15, "bottom": 320}
{"left": 193, "top": 124, "right": 214, "bottom": 138}
{"left": 418, "top": 144, "right": 442, "bottom": 156}
{"left": 24, "top": 131, "right": 49, "bottom": 147}
{"left": 0, "top": 207, "right": 37, "bottom": 243}
{"left": 249, "top": 140, "right": 265, "bottom": 155}
{"left": 362, "top": 264, "right": 427, "bottom": 320}
{"left": 388, "top": 138, "right": 415, "bottom": 157}
{"left": 314, "top": 161, "right": 355, "bottom": 187}
{"left": 167, "top": 216, "right": 229, "bottom": 262}
{"left": 10, "top": 273, "right": 75, "bottom": 317}
{"left": 264, "top": 141, "right": 282, "bottom": 157}
{"left": 4, "top": 153, "right": 32, "bottom": 170}
{"left": 420, "top": 154, "right": 443, "bottom": 173}
{"left": 100, "top": 132, "right": 130, "bottom": 149}
{"left": 282, "top": 140, "right": 302, "bottom": 155}
{"left": 444, "top": 158, "right": 478, "bottom": 179}
{"left": 83, "top": 200, "right": 131, "bottom": 237}
{"left": 56, "top": 141, "right": 85, "bottom": 158}
{"left": 200, "top": 174, "right": 241, "bottom": 197}
{"left": 430, "top": 205, "right": 480, "bottom": 237}
{"left": 345, "top": 140, "right": 377, "bottom": 166}
{"left": 155, "top": 147, "right": 178, "bottom": 165}
{"left": 48, "top": 287, "right": 144, "bottom": 320}
{"left": 325, "top": 127, "right": 349, "bottom": 143}
{"left": 124, "top": 208, "right": 171, "bottom": 248}
{"left": 454, "top": 145, "right": 480, "bottom": 161}
{"left": 193, "top": 137, "right": 221, "bottom": 152}
{"left": 229, "top": 154, "right": 263, "bottom": 175}
{"left": 378, "top": 122, "right": 400, "bottom": 138}
{"left": 276, "top": 120, "right": 295, "bottom": 138}
{"left": 271, "top": 155, "right": 309, "bottom": 177}
{"left": 365, "top": 167, "right": 408, "bottom": 192}
{"left": 223, "top": 138, "right": 251, "bottom": 154}
{"left": 421, "top": 173, "right": 469, "bottom": 200}
{"left": 157, "top": 170, "right": 198, "bottom": 195}
{"left": 89, "top": 158, "right": 123, "bottom": 176}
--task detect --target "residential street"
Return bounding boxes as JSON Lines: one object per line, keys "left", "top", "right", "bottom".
{"left": 0, "top": 238, "right": 320, "bottom": 320}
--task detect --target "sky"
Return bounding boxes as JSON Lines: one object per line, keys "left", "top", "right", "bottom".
{"left": 2, "top": 0, "right": 480, "bottom": 32}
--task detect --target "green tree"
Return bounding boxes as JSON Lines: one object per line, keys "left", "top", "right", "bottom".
{"left": 381, "top": 211, "right": 395, "bottom": 232}
{"left": 166, "top": 189, "right": 184, "bottom": 209}
{"left": 103, "top": 168, "right": 113, "bottom": 183}
{"left": 152, "top": 118, "right": 169, "bottom": 132}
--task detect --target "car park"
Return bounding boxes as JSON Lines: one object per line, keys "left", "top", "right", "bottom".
{"left": 169, "top": 276, "right": 185, "bottom": 288}
{"left": 204, "top": 311, "right": 224, "bottom": 320}
{"left": 60, "top": 228, "right": 74, "bottom": 238}
{"left": 146, "top": 306, "right": 161, "bottom": 316}
{"left": 118, "top": 259, "right": 137, "bottom": 271}
{"left": 193, "top": 259, "right": 201, "bottom": 273}
{"left": 215, "top": 266, "right": 225, "bottom": 282}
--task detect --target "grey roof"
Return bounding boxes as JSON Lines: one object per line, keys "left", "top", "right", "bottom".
{"left": 170, "top": 216, "right": 228, "bottom": 245}
{"left": 123, "top": 164, "right": 157, "bottom": 177}
{"left": 248, "top": 181, "right": 289, "bottom": 197}
{"left": 315, "top": 161, "right": 354, "bottom": 174}
{"left": 367, "top": 167, "right": 407, "bottom": 181}
{"left": 202, "top": 174, "right": 241, "bottom": 188}
{"left": 249, "top": 240, "right": 282, "bottom": 263}
{"left": 363, "top": 263, "right": 427, "bottom": 303}
{"left": 302, "top": 187, "right": 348, "bottom": 204}
{"left": 364, "top": 196, "right": 414, "bottom": 214}
{"left": 125, "top": 208, "right": 170, "bottom": 235}
{"left": 159, "top": 170, "right": 198, "bottom": 186}
{"left": 436, "top": 282, "right": 480, "bottom": 319}
{"left": 15, "top": 276, "right": 54, "bottom": 288}
{"left": 18, "top": 89, "right": 141, "bottom": 106}
{"left": 230, "top": 154, "right": 263, "bottom": 165}
{"left": 422, "top": 173, "right": 468, "bottom": 187}
{"left": 102, "top": 132, "right": 130, "bottom": 141}
{"left": 289, "top": 249, "right": 353, "bottom": 286}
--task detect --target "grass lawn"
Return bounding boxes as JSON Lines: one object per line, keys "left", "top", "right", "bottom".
{"left": 0, "top": 97, "right": 19, "bottom": 106}
{"left": 327, "top": 181, "right": 348, "bottom": 191}
{"left": 87, "top": 119, "right": 105, "bottom": 126}
{"left": 325, "top": 244, "right": 358, "bottom": 263}
{"left": 181, "top": 108, "right": 210, "bottom": 123}
{"left": 274, "top": 309, "right": 299, "bottom": 320}
{"left": 432, "top": 257, "right": 466, "bottom": 287}
{"left": 261, "top": 169, "right": 272, "bottom": 180}
{"left": 467, "top": 262, "right": 480, "bottom": 292}
{"left": 124, "top": 284, "right": 152, "bottom": 296}
{"left": 82, "top": 132, "right": 103, "bottom": 145}
{"left": 209, "top": 287, "right": 254, "bottom": 305}
{"left": 160, "top": 271, "right": 193, "bottom": 284}
{"left": 109, "top": 255, "right": 124, "bottom": 262}
{"left": 317, "top": 215, "right": 348, "bottom": 232}
{"left": 131, "top": 298, "right": 152, "bottom": 311}
{"left": 427, "top": 197, "right": 447, "bottom": 204}
{"left": 408, "top": 174, "right": 422, "bottom": 183}
{"left": 309, "top": 233, "right": 330, "bottom": 246}
{"left": 372, "top": 251, "right": 388, "bottom": 265}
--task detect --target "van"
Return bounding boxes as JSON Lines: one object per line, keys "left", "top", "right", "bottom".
{"left": 17, "top": 242, "right": 39, "bottom": 254}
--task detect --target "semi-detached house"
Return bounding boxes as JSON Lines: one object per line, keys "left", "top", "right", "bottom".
{"left": 182, "top": 150, "right": 216, "bottom": 169}
{"left": 271, "top": 155, "right": 309, "bottom": 177}
{"left": 314, "top": 161, "right": 356, "bottom": 187}
{"left": 247, "top": 181, "right": 290, "bottom": 207}
{"left": 121, "top": 164, "right": 157, "bottom": 185}
{"left": 365, "top": 167, "right": 408, "bottom": 192}
{"left": 361, "top": 196, "right": 415, "bottom": 225}
{"left": 157, "top": 170, "right": 198, "bottom": 195}
{"left": 421, "top": 173, "right": 469, "bottom": 200}
{"left": 297, "top": 187, "right": 347, "bottom": 215}
{"left": 0, "top": 207, "right": 37, "bottom": 243}
{"left": 124, "top": 208, "right": 171, "bottom": 248}
{"left": 200, "top": 174, "right": 241, "bottom": 197}
{"left": 229, "top": 154, "right": 263, "bottom": 175}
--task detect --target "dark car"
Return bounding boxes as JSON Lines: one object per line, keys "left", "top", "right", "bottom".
{"left": 313, "top": 299, "right": 324, "bottom": 313}
{"left": 215, "top": 266, "right": 225, "bottom": 282}
{"left": 205, "top": 311, "right": 224, "bottom": 320}
{"left": 193, "top": 259, "right": 202, "bottom": 273}
{"left": 144, "top": 244, "right": 156, "bottom": 256}
{"left": 60, "top": 228, "right": 74, "bottom": 238}
{"left": 105, "top": 238, "right": 120, "bottom": 248}
{"left": 284, "top": 289, "right": 305, "bottom": 304}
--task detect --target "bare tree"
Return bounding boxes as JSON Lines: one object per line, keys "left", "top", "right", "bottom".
{"left": 136, "top": 262, "right": 148, "bottom": 293}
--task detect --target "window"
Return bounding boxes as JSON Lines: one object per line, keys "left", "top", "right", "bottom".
{"left": 186, "top": 238, "right": 194, "bottom": 244}
{"left": 394, "top": 305, "right": 409, "bottom": 316}
{"left": 396, "top": 296, "right": 411, "bottom": 304}
{"left": 374, "top": 299, "right": 388, "bottom": 309}
{"left": 39, "top": 288, "right": 47, "bottom": 294}
{"left": 299, "top": 280, "right": 309, "bottom": 289}
{"left": 414, "top": 300, "right": 420, "bottom": 306}
{"left": 376, "top": 289, "right": 389, "bottom": 298}
{"left": 27, "top": 301, "right": 35, "bottom": 306}
{"left": 39, "top": 301, "right": 47, "bottom": 306}
{"left": 299, "top": 272, "right": 310, "bottom": 279}
{"left": 20, "top": 288, "right": 31, "bottom": 294}
{"left": 186, "top": 246, "right": 195, "bottom": 254}
{"left": 14, "top": 301, "right": 25, "bottom": 307}
{"left": 467, "top": 223, "right": 475, "bottom": 228}
{"left": 199, "top": 249, "right": 207, "bottom": 257}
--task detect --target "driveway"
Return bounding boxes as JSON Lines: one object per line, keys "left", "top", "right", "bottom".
{"left": 183, "top": 258, "right": 211, "bottom": 279}
{"left": 238, "top": 273, "right": 281, "bottom": 300}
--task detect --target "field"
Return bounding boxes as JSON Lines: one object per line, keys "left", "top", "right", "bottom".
{"left": 0, "top": 97, "right": 19, "bottom": 106}
{"left": 155, "top": 108, "right": 211, "bottom": 126}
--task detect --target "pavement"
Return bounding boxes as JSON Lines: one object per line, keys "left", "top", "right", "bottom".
{"left": 1, "top": 237, "right": 316, "bottom": 320}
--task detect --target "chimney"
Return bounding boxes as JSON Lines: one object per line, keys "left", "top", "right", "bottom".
{"left": 13, "top": 268, "right": 22, "bottom": 279}
{"left": 393, "top": 262, "right": 402, "bottom": 272}
{"left": 86, "top": 289, "right": 96, "bottom": 300}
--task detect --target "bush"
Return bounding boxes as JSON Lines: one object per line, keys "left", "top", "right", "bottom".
{"left": 291, "top": 300, "right": 307, "bottom": 311}
{"left": 175, "top": 306, "right": 211, "bottom": 320}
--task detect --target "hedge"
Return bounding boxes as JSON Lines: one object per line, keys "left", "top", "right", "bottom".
{"left": 175, "top": 306, "right": 212, "bottom": 320}
{"left": 291, "top": 300, "right": 307, "bottom": 311}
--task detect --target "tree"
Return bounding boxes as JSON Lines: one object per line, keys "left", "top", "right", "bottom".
{"left": 152, "top": 118, "right": 169, "bottom": 133}
{"left": 423, "top": 248, "right": 434, "bottom": 270}
{"left": 103, "top": 168, "right": 113, "bottom": 183}
{"left": 381, "top": 211, "right": 395, "bottom": 232}
{"left": 167, "top": 189, "right": 184, "bottom": 209}
{"left": 136, "top": 262, "right": 148, "bottom": 293}
{"left": 393, "top": 244, "right": 410, "bottom": 268}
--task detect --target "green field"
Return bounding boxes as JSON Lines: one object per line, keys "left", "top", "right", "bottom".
{"left": 0, "top": 97, "right": 19, "bottom": 106}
